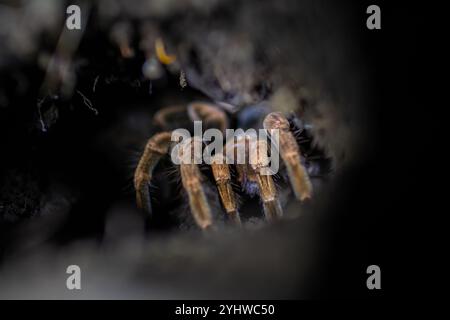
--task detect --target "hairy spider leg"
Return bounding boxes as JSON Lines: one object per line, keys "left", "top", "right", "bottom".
{"left": 264, "top": 112, "right": 312, "bottom": 201}
{"left": 188, "top": 101, "right": 229, "bottom": 133}
{"left": 177, "top": 137, "right": 213, "bottom": 230}
{"left": 134, "top": 132, "right": 173, "bottom": 215}
{"left": 226, "top": 134, "right": 282, "bottom": 221}
{"left": 225, "top": 136, "right": 258, "bottom": 196}
{"left": 188, "top": 102, "right": 240, "bottom": 225}
{"left": 153, "top": 105, "right": 187, "bottom": 129}
{"left": 249, "top": 138, "right": 283, "bottom": 220}
{"left": 135, "top": 133, "right": 214, "bottom": 230}
{"left": 210, "top": 154, "right": 241, "bottom": 225}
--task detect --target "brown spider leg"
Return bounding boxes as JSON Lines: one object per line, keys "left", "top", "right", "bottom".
{"left": 153, "top": 105, "right": 186, "bottom": 129}
{"left": 210, "top": 154, "right": 240, "bottom": 225}
{"left": 189, "top": 102, "right": 240, "bottom": 224}
{"left": 263, "top": 112, "right": 312, "bottom": 201}
{"left": 178, "top": 137, "right": 213, "bottom": 230}
{"left": 225, "top": 136, "right": 259, "bottom": 192}
{"left": 187, "top": 101, "right": 229, "bottom": 133}
{"left": 134, "top": 132, "right": 172, "bottom": 214}
{"left": 226, "top": 135, "right": 282, "bottom": 221}
{"left": 249, "top": 138, "right": 283, "bottom": 221}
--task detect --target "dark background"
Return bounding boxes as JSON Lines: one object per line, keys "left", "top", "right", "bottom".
{"left": 313, "top": 1, "right": 424, "bottom": 298}
{"left": 313, "top": 1, "right": 416, "bottom": 297}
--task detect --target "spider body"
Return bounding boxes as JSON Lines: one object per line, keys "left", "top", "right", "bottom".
{"left": 134, "top": 102, "right": 331, "bottom": 230}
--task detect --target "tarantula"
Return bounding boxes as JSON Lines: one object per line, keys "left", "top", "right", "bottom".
{"left": 134, "top": 102, "right": 331, "bottom": 230}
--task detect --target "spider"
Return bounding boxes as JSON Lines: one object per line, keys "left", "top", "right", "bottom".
{"left": 134, "top": 102, "right": 330, "bottom": 230}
